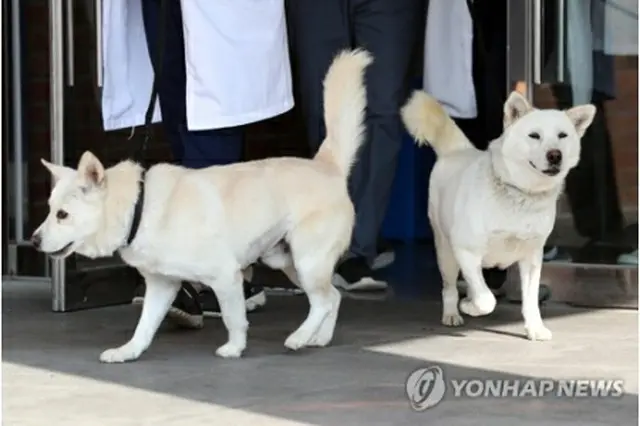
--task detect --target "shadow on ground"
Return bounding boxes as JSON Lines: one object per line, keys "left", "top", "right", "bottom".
{"left": 3, "top": 273, "right": 638, "bottom": 425}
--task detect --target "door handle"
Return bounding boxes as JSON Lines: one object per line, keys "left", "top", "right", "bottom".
{"left": 532, "top": 0, "right": 543, "bottom": 84}
{"left": 11, "top": 0, "right": 25, "bottom": 242}
{"left": 50, "top": 0, "right": 67, "bottom": 311}
{"left": 96, "top": 0, "right": 102, "bottom": 87}
{"left": 66, "top": 0, "right": 74, "bottom": 87}
{"left": 557, "top": 0, "right": 565, "bottom": 82}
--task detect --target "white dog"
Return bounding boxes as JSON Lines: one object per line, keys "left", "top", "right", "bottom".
{"left": 401, "top": 90, "right": 596, "bottom": 340}
{"left": 32, "top": 49, "right": 373, "bottom": 362}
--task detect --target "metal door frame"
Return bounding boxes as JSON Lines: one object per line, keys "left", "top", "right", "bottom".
{"left": 48, "top": 0, "right": 67, "bottom": 311}
{"left": 4, "top": 0, "right": 52, "bottom": 286}
{"left": 504, "top": 0, "right": 637, "bottom": 307}
{"left": 506, "top": 0, "right": 536, "bottom": 101}
{"left": 4, "top": 0, "right": 74, "bottom": 311}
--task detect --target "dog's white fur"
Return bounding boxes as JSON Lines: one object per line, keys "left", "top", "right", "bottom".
{"left": 401, "top": 90, "right": 596, "bottom": 340}
{"left": 33, "top": 49, "right": 373, "bottom": 362}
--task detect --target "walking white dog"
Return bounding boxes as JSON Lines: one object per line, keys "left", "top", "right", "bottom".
{"left": 32, "top": 49, "right": 372, "bottom": 362}
{"left": 401, "top": 90, "right": 595, "bottom": 340}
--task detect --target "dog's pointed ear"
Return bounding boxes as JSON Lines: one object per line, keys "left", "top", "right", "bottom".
{"left": 565, "top": 104, "right": 597, "bottom": 138}
{"left": 41, "top": 159, "right": 75, "bottom": 183}
{"left": 503, "top": 91, "right": 533, "bottom": 128}
{"left": 77, "top": 151, "right": 105, "bottom": 187}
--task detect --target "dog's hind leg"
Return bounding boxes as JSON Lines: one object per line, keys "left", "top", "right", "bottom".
{"left": 454, "top": 250, "right": 497, "bottom": 317}
{"left": 519, "top": 249, "right": 552, "bottom": 341}
{"left": 434, "top": 235, "right": 463, "bottom": 327}
{"left": 261, "top": 243, "right": 301, "bottom": 288}
{"left": 282, "top": 213, "right": 347, "bottom": 350}
{"left": 305, "top": 270, "right": 341, "bottom": 348}
{"left": 284, "top": 257, "right": 341, "bottom": 350}
{"left": 100, "top": 273, "right": 180, "bottom": 363}
{"left": 261, "top": 243, "right": 338, "bottom": 347}
{"left": 204, "top": 268, "right": 249, "bottom": 358}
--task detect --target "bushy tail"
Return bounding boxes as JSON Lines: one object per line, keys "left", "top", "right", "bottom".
{"left": 314, "top": 49, "right": 372, "bottom": 177}
{"left": 400, "top": 90, "right": 473, "bottom": 156}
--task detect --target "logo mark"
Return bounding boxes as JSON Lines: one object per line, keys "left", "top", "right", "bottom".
{"left": 405, "top": 366, "right": 446, "bottom": 411}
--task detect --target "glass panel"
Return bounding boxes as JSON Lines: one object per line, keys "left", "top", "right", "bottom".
{"left": 3, "top": 0, "right": 12, "bottom": 275}
{"left": 533, "top": 0, "right": 638, "bottom": 266}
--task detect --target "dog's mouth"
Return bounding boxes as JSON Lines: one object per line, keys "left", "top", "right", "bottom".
{"left": 529, "top": 161, "right": 561, "bottom": 177}
{"left": 48, "top": 242, "right": 74, "bottom": 258}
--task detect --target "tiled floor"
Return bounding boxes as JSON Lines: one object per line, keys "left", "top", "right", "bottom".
{"left": 3, "top": 276, "right": 638, "bottom": 425}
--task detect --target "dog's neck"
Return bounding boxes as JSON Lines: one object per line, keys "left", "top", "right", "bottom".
{"left": 78, "top": 160, "right": 144, "bottom": 258}
{"left": 488, "top": 142, "right": 562, "bottom": 200}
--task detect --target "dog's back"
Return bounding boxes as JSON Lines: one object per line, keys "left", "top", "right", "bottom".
{"left": 400, "top": 91, "right": 476, "bottom": 157}
{"left": 127, "top": 49, "right": 373, "bottom": 274}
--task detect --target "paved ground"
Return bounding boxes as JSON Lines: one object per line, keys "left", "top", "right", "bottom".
{"left": 3, "top": 279, "right": 638, "bottom": 425}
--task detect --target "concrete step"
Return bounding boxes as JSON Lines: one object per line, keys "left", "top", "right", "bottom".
{"left": 504, "top": 263, "right": 638, "bottom": 309}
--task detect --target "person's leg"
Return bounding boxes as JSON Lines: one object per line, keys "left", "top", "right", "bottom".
{"left": 330, "top": 0, "right": 423, "bottom": 290}
{"left": 137, "top": 0, "right": 264, "bottom": 325}
{"left": 285, "top": 0, "right": 351, "bottom": 155}
{"left": 465, "top": 0, "right": 512, "bottom": 292}
{"left": 141, "top": 0, "right": 185, "bottom": 162}
{"left": 180, "top": 127, "right": 244, "bottom": 169}
{"left": 288, "top": 0, "right": 387, "bottom": 289}
{"left": 455, "top": 0, "right": 550, "bottom": 302}
{"left": 135, "top": 0, "right": 205, "bottom": 328}
{"left": 142, "top": 0, "right": 246, "bottom": 169}
{"left": 286, "top": 0, "right": 395, "bottom": 278}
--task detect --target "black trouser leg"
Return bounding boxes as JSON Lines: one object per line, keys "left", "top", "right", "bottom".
{"left": 346, "top": 0, "right": 424, "bottom": 262}
{"left": 285, "top": 0, "right": 351, "bottom": 154}
{"left": 288, "top": 0, "right": 423, "bottom": 263}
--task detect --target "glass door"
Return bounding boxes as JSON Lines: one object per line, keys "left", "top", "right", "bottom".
{"left": 45, "top": 0, "right": 143, "bottom": 311}
{"left": 508, "top": 0, "right": 638, "bottom": 268}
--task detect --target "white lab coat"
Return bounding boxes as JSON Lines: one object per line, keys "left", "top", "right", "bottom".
{"left": 101, "top": 0, "right": 294, "bottom": 132}
{"left": 423, "top": 0, "right": 476, "bottom": 119}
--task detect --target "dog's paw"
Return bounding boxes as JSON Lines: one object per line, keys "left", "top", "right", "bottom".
{"left": 284, "top": 330, "right": 312, "bottom": 351}
{"left": 525, "top": 323, "right": 553, "bottom": 341}
{"left": 459, "top": 294, "right": 496, "bottom": 317}
{"left": 215, "top": 342, "right": 244, "bottom": 359}
{"left": 99, "top": 346, "right": 141, "bottom": 364}
{"left": 306, "top": 329, "right": 333, "bottom": 348}
{"left": 442, "top": 313, "right": 464, "bottom": 327}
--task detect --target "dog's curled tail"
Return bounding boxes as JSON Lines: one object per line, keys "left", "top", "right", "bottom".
{"left": 314, "top": 49, "right": 372, "bottom": 178}
{"left": 400, "top": 90, "right": 473, "bottom": 156}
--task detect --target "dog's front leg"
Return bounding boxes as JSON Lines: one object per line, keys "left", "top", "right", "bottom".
{"left": 205, "top": 270, "right": 248, "bottom": 359}
{"left": 99, "top": 274, "right": 180, "bottom": 363}
{"left": 455, "top": 250, "right": 497, "bottom": 317}
{"left": 519, "top": 251, "right": 552, "bottom": 341}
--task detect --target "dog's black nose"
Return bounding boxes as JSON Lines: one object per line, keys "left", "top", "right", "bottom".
{"left": 31, "top": 233, "right": 41, "bottom": 250}
{"left": 546, "top": 149, "right": 562, "bottom": 166}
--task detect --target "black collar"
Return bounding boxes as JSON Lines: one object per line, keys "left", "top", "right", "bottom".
{"left": 125, "top": 169, "right": 147, "bottom": 246}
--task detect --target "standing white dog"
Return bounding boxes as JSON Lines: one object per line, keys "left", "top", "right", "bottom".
{"left": 401, "top": 90, "right": 596, "bottom": 340}
{"left": 32, "top": 49, "right": 372, "bottom": 362}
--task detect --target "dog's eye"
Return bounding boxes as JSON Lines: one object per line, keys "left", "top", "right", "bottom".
{"left": 528, "top": 132, "right": 541, "bottom": 140}
{"left": 56, "top": 210, "right": 68, "bottom": 220}
{"left": 558, "top": 131, "right": 568, "bottom": 139}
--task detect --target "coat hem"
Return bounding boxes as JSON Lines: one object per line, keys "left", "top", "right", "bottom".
{"left": 186, "top": 99, "right": 294, "bottom": 131}
{"left": 103, "top": 99, "right": 294, "bottom": 132}
{"left": 102, "top": 108, "right": 162, "bottom": 133}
